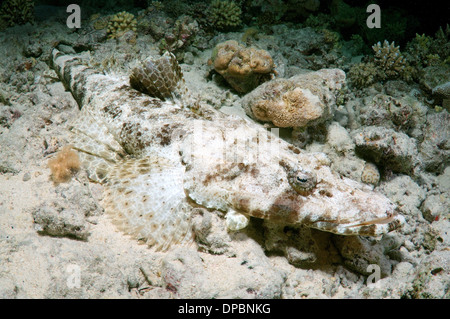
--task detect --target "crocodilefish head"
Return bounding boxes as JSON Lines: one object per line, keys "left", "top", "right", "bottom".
{"left": 181, "top": 120, "right": 405, "bottom": 237}
{"left": 258, "top": 156, "right": 405, "bottom": 237}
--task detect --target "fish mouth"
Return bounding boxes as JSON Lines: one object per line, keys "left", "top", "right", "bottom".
{"left": 310, "top": 211, "right": 405, "bottom": 236}
{"left": 343, "top": 211, "right": 397, "bottom": 227}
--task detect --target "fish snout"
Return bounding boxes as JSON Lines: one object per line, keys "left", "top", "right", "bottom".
{"left": 309, "top": 206, "right": 404, "bottom": 237}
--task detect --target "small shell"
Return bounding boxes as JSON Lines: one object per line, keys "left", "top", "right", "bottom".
{"left": 361, "top": 162, "right": 380, "bottom": 185}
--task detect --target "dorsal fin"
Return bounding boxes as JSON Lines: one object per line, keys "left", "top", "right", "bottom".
{"left": 130, "top": 52, "right": 190, "bottom": 104}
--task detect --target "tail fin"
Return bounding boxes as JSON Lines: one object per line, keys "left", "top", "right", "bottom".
{"left": 51, "top": 49, "right": 98, "bottom": 108}
{"left": 130, "top": 52, "right": 195, "bottom": 107}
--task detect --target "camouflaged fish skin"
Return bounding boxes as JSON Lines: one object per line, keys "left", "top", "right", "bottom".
{"left": 51, "top": 49, "right": 404, "bottom": 250}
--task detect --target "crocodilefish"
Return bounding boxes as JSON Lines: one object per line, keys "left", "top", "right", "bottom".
{"left": 51, "top": 49, "right": 404, "bottom": 251}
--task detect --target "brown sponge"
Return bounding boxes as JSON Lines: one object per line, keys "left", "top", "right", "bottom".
{"left": 48, "top": 145, "right": 80, "bottom": 183}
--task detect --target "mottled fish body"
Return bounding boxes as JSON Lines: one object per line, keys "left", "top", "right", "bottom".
{"left": 51, "top": 49, "right": 404, "bottom": 250}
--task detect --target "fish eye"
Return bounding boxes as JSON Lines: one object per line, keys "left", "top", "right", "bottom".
{"left": 288, "top": 168, "right": 317, "bottom": 194}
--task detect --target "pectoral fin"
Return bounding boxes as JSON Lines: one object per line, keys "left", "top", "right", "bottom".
{"left": 102, "top": 155, "right": 194, "bottom": 251}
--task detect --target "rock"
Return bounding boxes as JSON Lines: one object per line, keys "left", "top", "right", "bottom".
{"left": 379, "top": 175, "right": 426, "bottom": 216}
{"left": 358, "top": 94, "right": 428, "bottom": 138}
{"left": 403, "top": 250, "right": 450, "bottom": 298}
{"left": 53, "top": 177, "right": 102, "bottom": 218}
{"left": 242, "top": 69, "right": 346, "bottom": 128}
{"left": 0, "top": 275, "right": 19, "bottom": 298}
{"left": 419, "top": 111, "right": 449, "bottom": 174}
{"left": 143, "top": 14, "right": 173, "bottom": 40}
{"left": 75, "top": 30, "right": 108, "bottom": 50}
{"left": 119, "top": 29, "right": 137, "bottom": 45}
{"left": 420, "top": 194, "right": 448, "bottom": 223}
{"left": 263, "top": 222, "right": 318, "bottom": 267}
{"left": 275, "top": 26, "right": 331, "bottom": 68}
{"left": 183, "top": 51, "right": 194, "bottom": 65}
{"left": 23, "top": 41, "right": 43, "bottom": 58}
{"left": 22, "top": 172, "right": 31, "bottom": 181}
{"left": 191, "top": 208, "right": 232, "bottom": 255}
{"left": 283, "top": 267, "right": 345, "bottom": 298}
{"left": 57, "top": 44, "right": 76, "bottom": 55}
{"left": 360, "top": 261, "right": 415, "bottom": 298}
{"left": 32, "top": 202, "right": 90, "bottom": 240}
{"left": 263, "top": 221, "right": 341, "bottom": 268}
{"left": 421, "top": 65, "right": 450, "bottom": 91}
{"left": 329, "top": 154, "right": 366, "bottom": 182}
{"left": 378, "top": 175, "right": 427, "bottom": 236}
{"left": 41, "top": 243, "right": 147, "bottom": 298}
{"left": 326, "top": 122, "right": 355, "bottom": 154}
{"left": 437, "top": 166, "right": 450, "bottom": 193}
{"left": 31, "top": 174, "right": 101, "bottom": 241}
{"left": 332, "top": 236, "right": 394, "bottom": 277}
{"left": 432, "top": 218, "right": 450, "bottom": 248}
{"left": 352, "top": 126, "right": 419, "bottom": 174}
{"left": 316, "top": 123, "right": 368, "bottom": 182}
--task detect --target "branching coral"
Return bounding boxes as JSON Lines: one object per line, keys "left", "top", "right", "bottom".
{"left": 208, "top": 0, "right": 242, "bottom": 31}
{"left": 348, "top": 40, "right": 416, "bottom": 88}
{"left": 211, "top": 40, "right": 275, "bottom": 93}
{"left": 404, "top": 34, "right": 434, "bottom": 73}
{"left": 0, "top": 0, "right": 34, "bottom": 28}
{"left": 347, "top": 61, "right": 378, "bottom": 89}
{"left": 372, "top": 40, "right": 407, "bottom": 79}
{"left": 321, "top": 28, "right": 341, "bottom": 49}
{"left": 405, "top": 26, "right": 450, "bottom": 68}
{"left": 107, "top": 11, "right": 137, "bottom": 40}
